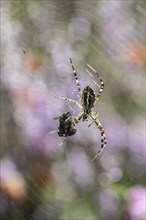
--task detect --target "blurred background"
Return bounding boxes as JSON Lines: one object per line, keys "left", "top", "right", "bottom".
{"left": 0, "top": 0, "right": 145, "bottom": 220}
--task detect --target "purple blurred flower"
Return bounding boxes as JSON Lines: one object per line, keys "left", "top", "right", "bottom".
{"left": 127, "top": 185, "right": 146, "bottom": 220}
{"left": 67, "top": 146, "right": 95, "bottom": 189}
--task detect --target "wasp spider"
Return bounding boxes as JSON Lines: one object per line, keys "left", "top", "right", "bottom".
{"left": 56, "top": 58, "right": 106, "bottom": 161}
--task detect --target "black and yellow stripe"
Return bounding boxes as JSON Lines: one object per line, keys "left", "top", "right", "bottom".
{"left": 86, "top": 64, "right": 104, "bottom": 103}
{"left": 82, "top": 86, "right": 95, "bottom": 111}
{"left": 90, "top": 114, "right": 106, "bottom": 161}
{"left": 70, "top": 58, "right": 82, "bottom": 97}
{"left": 95, "top": 72, "right": 104, "bottom": 101}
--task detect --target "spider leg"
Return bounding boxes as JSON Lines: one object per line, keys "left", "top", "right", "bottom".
{"left": 88, "top": 112, "right": 99, "bottom": 127}
{"left": 87, "top": 64, "right": 104, "bottom": 103}
{"left": 55, "top": 96, "right": 82, "bottom": 109}
{"left": 74, "top": 112, "right": 84, "bottom": 124}
{"left": 85, "top": 68, "right": 100, "bottom": 89}
{"left": 70, "top": 58, "right": 82, "bottom": 99}
{"left": 89, "top": 113, "right": 106, "bottom": 161}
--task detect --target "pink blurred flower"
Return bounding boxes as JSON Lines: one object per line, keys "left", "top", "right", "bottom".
{"left": 0, "top": 159, "right": 27, "bottom": 201}
{"left": 127, "top": 185, "right": 146, "bottom": 220}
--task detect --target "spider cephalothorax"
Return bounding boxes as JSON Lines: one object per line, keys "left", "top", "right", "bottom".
{"left": 58, "top": 112, "right": 76, "bottom": 137}
{"left": 55, "top": 58, "right": 106, "bottom": 161}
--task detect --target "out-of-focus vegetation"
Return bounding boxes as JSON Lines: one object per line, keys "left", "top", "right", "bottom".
{"left": 0, "top": 1, "right": 145, "bottom": 220}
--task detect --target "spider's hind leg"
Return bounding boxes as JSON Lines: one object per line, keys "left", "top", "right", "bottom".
{"left": 88, "top": 112, "right": 99, "bottom": 127}
{"left": 89, "top": 114, "right": 106, "bottom": 161}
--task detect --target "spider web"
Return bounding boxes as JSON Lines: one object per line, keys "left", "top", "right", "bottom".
{"left": 1, "top": 0, "right": 145, "bottom": 220}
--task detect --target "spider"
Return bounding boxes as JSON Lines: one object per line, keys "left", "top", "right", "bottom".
{"left": 56, "top": 58, "right": 106, "bottom": 161}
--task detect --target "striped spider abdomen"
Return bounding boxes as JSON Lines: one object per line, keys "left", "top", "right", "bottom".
{"left": 82, "top": 86, "right": 95, "bottom": 120}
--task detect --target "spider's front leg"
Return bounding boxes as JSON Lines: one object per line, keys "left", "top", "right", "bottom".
{"left": 89, "top": 113, "right": 106, "bottom": 161}
{"left": 70, "top": 58, "right": 82, "bottom": 100}
{"left": 74, "top": 112, "right": 84, "bottom": 124}
{"left": 87, "top": 64, "right": 104, "bottom": 103}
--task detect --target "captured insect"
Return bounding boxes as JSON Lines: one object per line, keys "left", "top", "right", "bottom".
{"left": 53, "top": 111, "right": 77, "bottom": 148}
{"left": 56, "top": 58, "right": 106, "bottom": 161}
{"left": 54, "top": 112, "right": 77, "bottom": 137}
